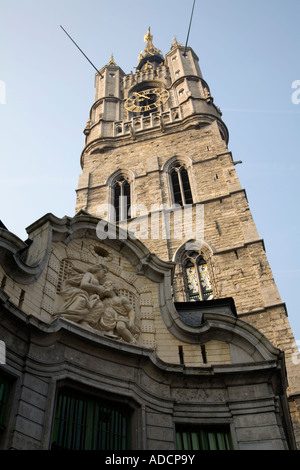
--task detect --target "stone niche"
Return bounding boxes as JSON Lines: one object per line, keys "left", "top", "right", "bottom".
{"left": 42, "top": 238, "right": 158, "bottom": 347}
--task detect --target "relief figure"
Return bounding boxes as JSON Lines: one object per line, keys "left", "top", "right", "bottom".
{"left": 55, "top": 263, "right": 140, "bottom": 344}
{"left": 55, "top": 264, "right": 107, "bottom": 328}
{"left": 98, "top": 281, "right": 140, "bottom": 344}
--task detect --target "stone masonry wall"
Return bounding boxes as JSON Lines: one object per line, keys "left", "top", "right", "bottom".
{"left": 76, "top": 120, "right": 300, "bottom": 448}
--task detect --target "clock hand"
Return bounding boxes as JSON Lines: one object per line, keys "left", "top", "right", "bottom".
{"left": 138, "top": 94, "right": 149, "bottom": 100}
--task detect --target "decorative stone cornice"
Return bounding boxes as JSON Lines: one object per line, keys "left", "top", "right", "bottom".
{"left": 0, "top": 211, "right": 175, "bottom": 286}
{"left": 0, "top": 212, "right": 287, "bottom": 374}
{"left": 0, "top": 283, "right": 285, "bottom": 377}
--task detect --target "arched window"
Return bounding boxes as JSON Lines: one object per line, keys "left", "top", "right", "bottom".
{"left": 184, "top": 252, "right": 213, "bottom": 301}
{"left": 170, "top": 163, "right": 193, "bottom": 206}
{"left": 113, "top": 176, "right": 131, "bottom": 223}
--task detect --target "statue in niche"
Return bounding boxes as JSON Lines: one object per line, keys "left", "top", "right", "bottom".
{"left": 54, "top": 263, "right": 140, "bottom": 344}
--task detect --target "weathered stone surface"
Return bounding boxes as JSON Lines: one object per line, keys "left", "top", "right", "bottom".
{"left": 0, "top": 36, "right": 298, "bottom": 450}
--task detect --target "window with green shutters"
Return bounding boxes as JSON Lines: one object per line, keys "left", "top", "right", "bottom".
{"left": 0, "top": 373, "right": 12, "bottom": 446}
{"left": 176, "top": 425, "right": 233, "bottom": 450}
{"left": 51, "top": 388, "right": 131, "bottom": 450}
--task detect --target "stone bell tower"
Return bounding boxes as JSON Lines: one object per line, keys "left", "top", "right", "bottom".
{"left": 76, "top": 29, "right": 300, "bottom": 445}
{"left": 3, "top": 27, "right": 300, "bottom": 451}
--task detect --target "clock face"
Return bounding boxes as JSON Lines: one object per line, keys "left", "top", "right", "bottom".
{"left": 125, "top": 87, "right": 169, "bottom": 113}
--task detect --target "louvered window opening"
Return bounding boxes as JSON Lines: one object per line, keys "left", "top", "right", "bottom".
{"left": 170, "top": 165, "right": 193, "bottom": 206}
{"left": 52, "top": 388, "right": 130, "bottom": 450}
{"left": 176, "top": 425, "right": 233, "bottom": 450}
{"left": 114, "top": 178, "right": 131, "bottom": 223}
{"left": 0, "top": 374, "right": 12, "bottom": 445}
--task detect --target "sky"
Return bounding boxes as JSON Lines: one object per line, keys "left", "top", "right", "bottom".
{"left": 0, "top": 0, "right": 300, "bottom": 342}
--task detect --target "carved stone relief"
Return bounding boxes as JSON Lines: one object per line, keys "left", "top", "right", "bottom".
{"left": 38, "top": 238, "right": 161, "bottom": 347}
{"left": 54, "top": 262, "right": 140, "bottom": 344}
{"left": 36, "top": 238, "right": 161, "bottom": 346}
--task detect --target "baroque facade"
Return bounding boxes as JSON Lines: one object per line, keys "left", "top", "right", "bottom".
{"left": 0, "top": 29, "right": 299, "bottom": 450}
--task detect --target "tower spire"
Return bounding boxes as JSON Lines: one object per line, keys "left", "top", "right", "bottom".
{"left": 137, "top": 27, "right": 164, "bottom": 71}
{"left": 143, "top": 27, "right": 160, "bottom": 54}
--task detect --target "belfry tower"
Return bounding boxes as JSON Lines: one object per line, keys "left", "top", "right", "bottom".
{"left": 76, "top": 28, "right": 300, "bottom": 445}
{"left": 0, "top": 28, "right": 299, "bottom": 450}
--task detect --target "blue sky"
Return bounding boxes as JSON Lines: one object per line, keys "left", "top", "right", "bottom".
{"left": 1, "top": 0, "right": 300, "bottom": 341}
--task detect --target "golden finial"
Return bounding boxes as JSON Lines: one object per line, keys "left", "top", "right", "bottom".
{"left": 171, "top": 36, "right": 183, "bottom": 49}
{"left": 144, "top": 27, "right": 153, "bottom": 44}
{"left": 108, "top": 53, "right": 117, "bottom": 65}
{"left": 138, "top": 26, "right": 161, "bottom": 61}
